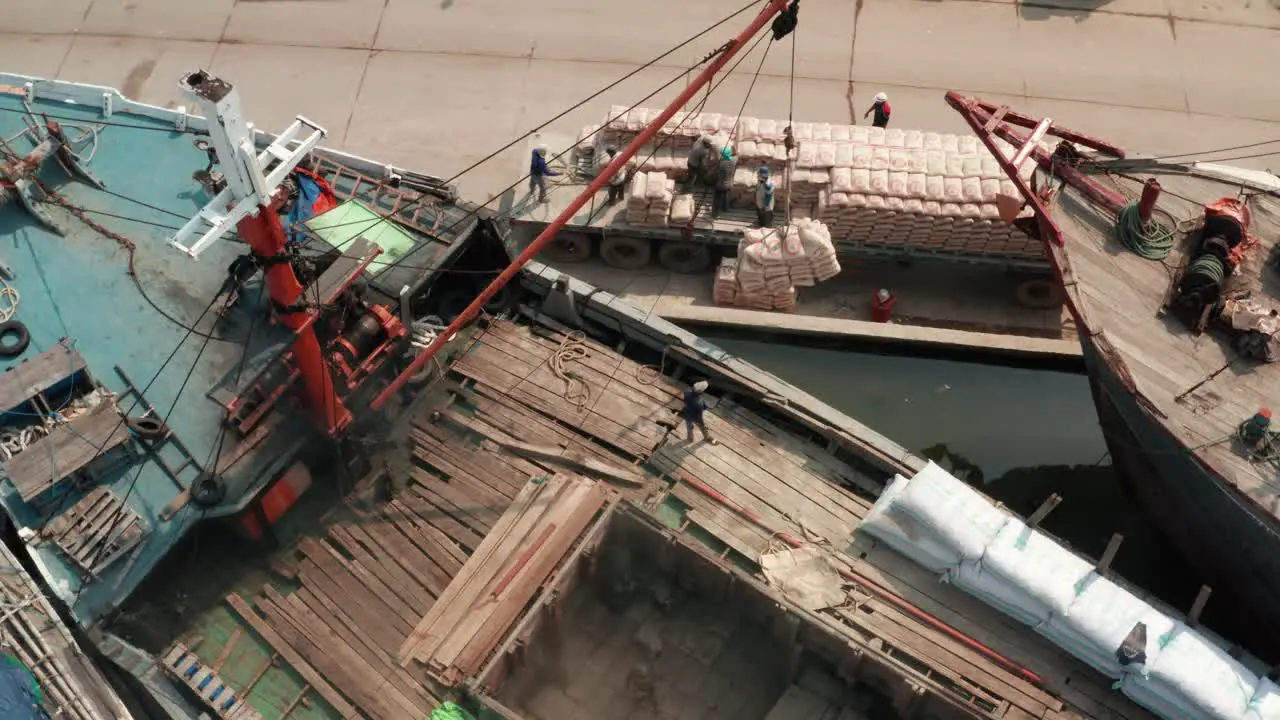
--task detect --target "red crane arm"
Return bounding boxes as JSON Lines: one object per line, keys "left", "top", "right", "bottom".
{"left": 372, "top": 0, "right": 790, "bottom": 410}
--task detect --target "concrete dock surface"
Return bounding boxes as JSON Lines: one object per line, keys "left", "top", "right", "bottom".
{"left": 548, "top": 257, "right": 1083, "bottom": 360}
{"left": 2, "top": 0, "right": 1279, "bottom": 209}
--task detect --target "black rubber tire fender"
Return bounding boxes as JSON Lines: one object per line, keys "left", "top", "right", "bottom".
{"left": 125, "top": 416, "right": 169, "bottom": 440}
{"left": 481, "top": 283, "right": 514, "bottom": 314}
{"left": 190, "top": 472, "right": 228, "bottom": 509}
{"left": 0, "top": 321, "right": 30, "bottom": 358}
{"left": 1015, "top": 279, "right": 1062, "bottom": 310}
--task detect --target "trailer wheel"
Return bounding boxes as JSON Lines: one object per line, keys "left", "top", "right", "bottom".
{"left": 542, "top": 233, "right": 593, "bottom": 263}
{"left": 658, "top": 241, "right": 712, "bottom": 274}
{"left": 600, "top": 236, "right": 652, "bottom": 270}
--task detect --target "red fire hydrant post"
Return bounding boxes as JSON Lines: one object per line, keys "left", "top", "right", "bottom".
{"left": 871, "top": 288, "right": 897, "bottom": 323}
{"left": 1138, "top": 178, "right": 1162, "bottom": 224}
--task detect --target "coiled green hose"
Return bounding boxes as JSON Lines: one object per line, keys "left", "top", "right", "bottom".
{"left": 1114, "top": 201, "right": 1175, "bottom": 261}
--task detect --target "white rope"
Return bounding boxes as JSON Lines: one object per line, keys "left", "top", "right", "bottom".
{"left": 0, "top": 276, "right": 20, "bottom": 323}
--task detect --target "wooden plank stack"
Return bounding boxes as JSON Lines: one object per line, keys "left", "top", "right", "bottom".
{"left": 399, "top": 473, "right": 608, "bottom": 685}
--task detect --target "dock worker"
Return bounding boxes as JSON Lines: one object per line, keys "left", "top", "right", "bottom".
{"left": 529, "top": 144, "right": 560, "bottom": 204}
{"left": 754, "top": 165, "right": 775, "bottom": 228}
{"left": 712, "top": 145, "right": 736, "bottom": 218}
{"left": 863, "top": 92, "right": 891, "bottom": 128}
{"left": 598, "top": 146, "right": 626, "bottom": 205}
{"left": 682, "top": 380, "right": 717, "bottom": 445}
{"left": 687, "top": 135, "right": 713, "bottom": 188}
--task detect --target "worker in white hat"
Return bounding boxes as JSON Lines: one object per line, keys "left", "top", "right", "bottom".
{"left": 863, "top": 92, "right": 892, "bottom": 128}
{"left": 529, "top": 144, "right": 560, "bottom": 204}
{"left": 681, "top": 380, "right": 717, "bottom": 445}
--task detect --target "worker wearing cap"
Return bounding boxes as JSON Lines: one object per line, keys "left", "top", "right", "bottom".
{"left": 687, "top": 135, "right": 713, "bottom": 188}
{"left": 712, "top": 145, "right": 736, "bottom": 218}
{"left": 529, "top": 145, "right": 560, "bottom": 204}
{"left": 864, "top": 92, "right": 891, "bottom": 128}
{"left": 754, "top": 165, "right": 775, "bottom": 228}
{"left": 598, "top": 146, "right": 626, "bottom": 205}
{"left": 682, "top": 380, "right": 717, "bottom": 445}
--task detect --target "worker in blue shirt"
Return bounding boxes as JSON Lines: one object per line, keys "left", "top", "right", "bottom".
{"left": 529, "top": 145, "right": 560, "bottom": 204}
{"left": 682, "top": 380, "right": 718, "bottom": 445}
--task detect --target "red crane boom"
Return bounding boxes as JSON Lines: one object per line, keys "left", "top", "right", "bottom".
{"left": 371, "top": 0, "right": 791, "bottom": 411}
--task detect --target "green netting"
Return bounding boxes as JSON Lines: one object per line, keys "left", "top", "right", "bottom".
{"left": 306, "top": 200, "right": 417, "bottom": 269}
{"left": 429, "top": 701, "right": 477, "bottom": 720}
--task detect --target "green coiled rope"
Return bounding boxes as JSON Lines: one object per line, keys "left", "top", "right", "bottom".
{"left": 1184, "top": 252, "right": 1227, "bottom": 286}
{"left": 1114, "top": 201, "right": 1175, "bottom": 261}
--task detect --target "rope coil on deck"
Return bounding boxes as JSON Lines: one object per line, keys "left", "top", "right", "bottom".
{"left": 1114, "top": 201, "right": 1175, "bottom": 261}
{"left": 550, "top": 331, "right": 591, "bottom": 410}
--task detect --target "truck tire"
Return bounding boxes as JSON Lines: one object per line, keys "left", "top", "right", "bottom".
{"left": 658, "top": 241, "right": 712, "bottom": 274}
{"left": 600, "top": 236, "right": 652, "bottom": 270}
{"left": 542, "top": 233, "right": 593, "bottom": 263}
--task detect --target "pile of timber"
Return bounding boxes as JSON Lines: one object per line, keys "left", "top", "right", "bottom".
{"left": 399, "top": 473, "right": 608, "bottom": 685}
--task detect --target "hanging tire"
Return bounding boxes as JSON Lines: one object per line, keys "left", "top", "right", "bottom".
{"left": 600, "top": 236, "right": 652, "bottom": 270}
{"left": 435, "top": 289, "right": 471, "bottom": 323}
{"left": 658, "top": 241, "right": 712, "bottom": 274}
{"left": 542, "top": 233, "right": 594, "bottom": 263}
{"left": 1016, "top": 279, "right": 1062, "bottom": 309}
{"left": 481, "top": 283, "right": 514, "bottom": 314}
{"left": 126, "top": 416, "right": 168, "bottom": 440}
{"left": 0, "top": 321, "right": 30, "bottom": 358}
{"left": 190, "top": 472, "right": 228, "bottom": 509}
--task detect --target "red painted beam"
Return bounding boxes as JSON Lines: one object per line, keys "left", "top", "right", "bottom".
{"left": 972, "top": 99, "right": 1127, "bottom": 159}
{"left": 372, "top": 0, "right": 792, "bottom": 411}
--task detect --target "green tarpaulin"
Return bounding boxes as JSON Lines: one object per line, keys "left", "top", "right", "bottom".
{"left": 430, "top": 701, "right": 477, "bottom": 720}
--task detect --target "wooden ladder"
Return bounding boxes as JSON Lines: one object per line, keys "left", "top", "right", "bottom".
{"left": 308, "top": 157, "right": 442, "bottom": 238}
{"left": 112, "top": 366, "right": 206, "bottom": 495}
{"left": 163, "top": 643, "right": 263, "bottom": 720}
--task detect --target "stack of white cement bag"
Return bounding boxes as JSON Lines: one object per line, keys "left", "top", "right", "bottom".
{"left": 625, "top": 171, "right": 675, "bottom": 228}
{"left": 713, "top": 219, "right": 842, "bottom": 312}
{"left": 794, "top": 126, "right": 1047, "bottom": 259}
{"left": 670, "top": 193, "right": 696, "bottom": 224}
{"left": 859, "top": 462, "right": 1274, "bottom": 720}
{"left": 589, "top": 105, "right": 1050, "bottom": 261}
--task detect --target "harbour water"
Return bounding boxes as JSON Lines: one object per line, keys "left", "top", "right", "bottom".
{"left": 697, "top": 332, "right": 1217, "bottom": 626}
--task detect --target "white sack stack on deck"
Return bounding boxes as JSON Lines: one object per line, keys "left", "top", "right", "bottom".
{"left": 398, "top": 473, "right": 609, "bottom": 685}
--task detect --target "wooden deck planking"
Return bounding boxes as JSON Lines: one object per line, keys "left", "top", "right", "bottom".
{"left": 846, "top": 544, "right": 1145, "bottom": 719}
{"left": 718, "top": 402, "right": 881, "bottom": 503}
{"left": 645, "top": 386, "right": 1146, "bottom": 720}
{"left": 704, "top": 404, "right": 873, "bottom": 519}
{"left": 6, "top": 402, "right": 132, "bottom": 501}
{"left": 652, "top": 407, "right": 864, "bottom": 545}
{"left": 829, "top": 601, "right": 1059, "bottom": 717}
{"left": 1052, "top": 171, "right": 1280, "bottom": 506}
{"left": 253, "top": 590, "right": 418, "bottom": 720}
{"left": 453, "top": 322, "right": 676, "bottom": 457}
{"left": 0, "top": 340, "right": 85, "bottom": 413}
{"left": 453, "top": 347, "right": 668, "bottom": 458}
{"left": 217, "top": 417, "right": 545, "bottom": 719}
{"left": 476, "top": 319, "right": 682, "bottom": 409}
{"left": 462, "top": 381, "right": 650, "bottom": 470}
